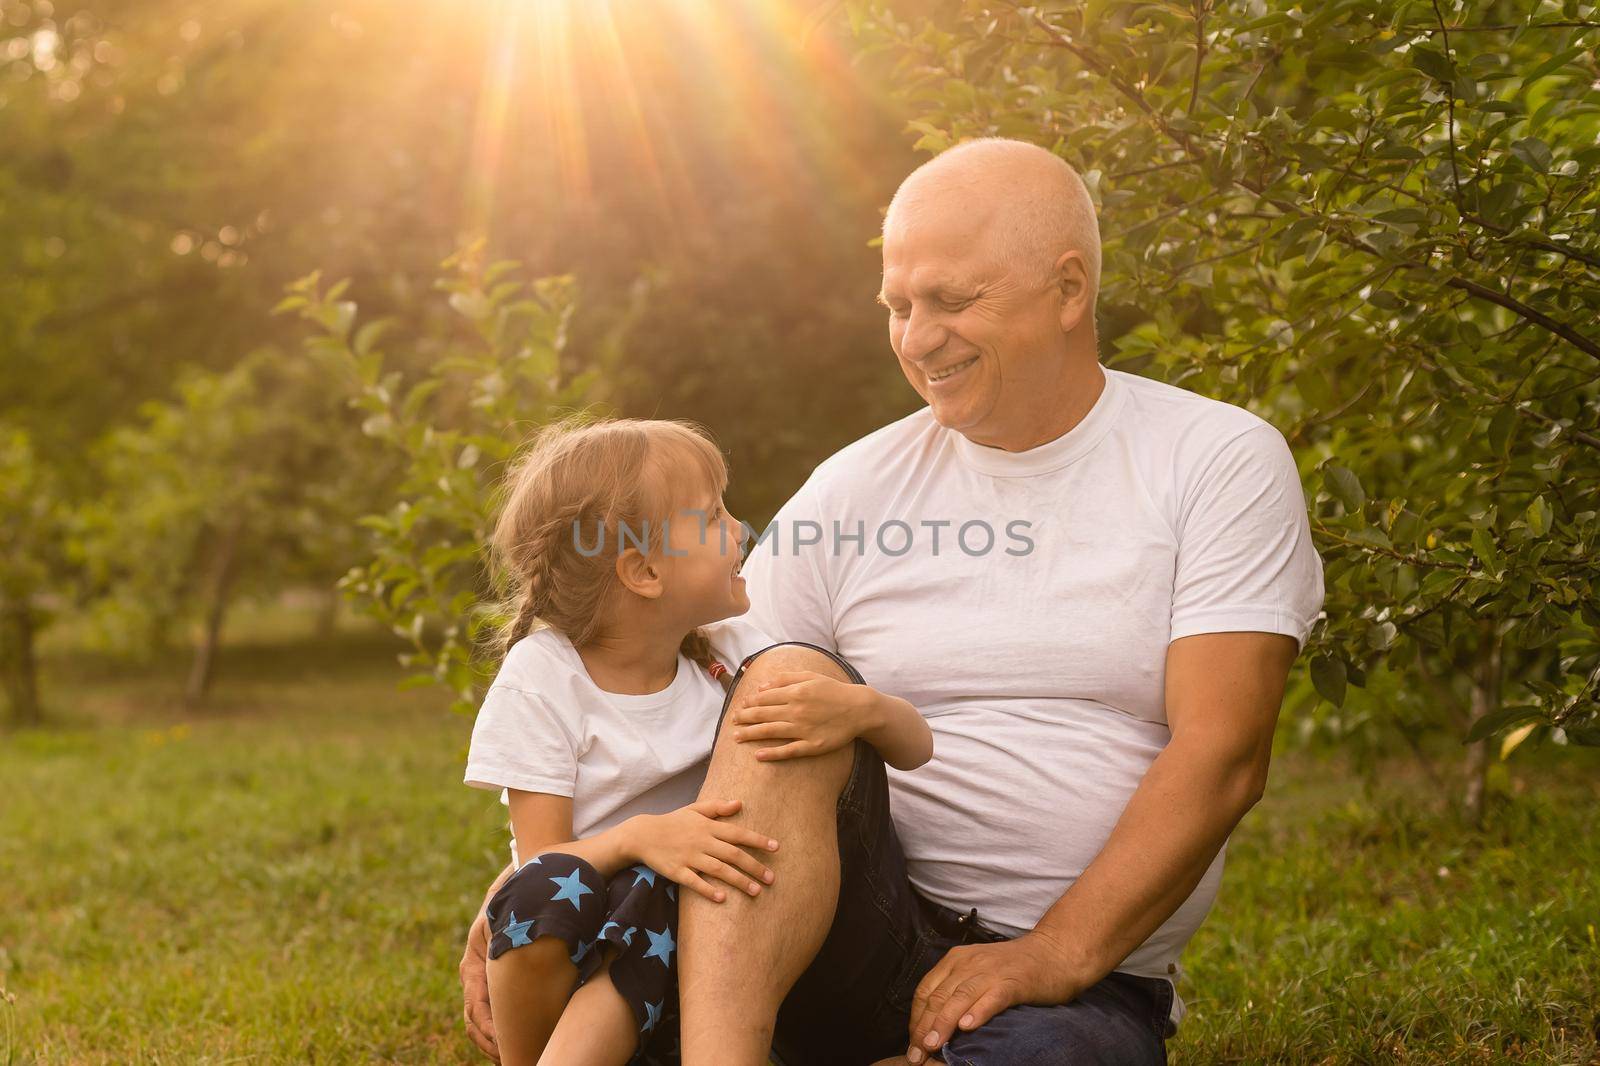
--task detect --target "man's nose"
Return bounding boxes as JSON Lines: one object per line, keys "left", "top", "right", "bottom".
{"left": 898, "top": 305, "right": 947, "bottom": 365}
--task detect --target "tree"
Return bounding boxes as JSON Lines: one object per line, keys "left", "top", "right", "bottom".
{"left": 83, "top": 353, "right": 395, "bottom": 705}
{"left": 844, "top": 0, "right": 1600, "bottom": 819}
{"left": 278, "top": 247, "right": 615, "bottom": 713}
{"left": 0, "top": 428, "right": 82, "bottom": 726}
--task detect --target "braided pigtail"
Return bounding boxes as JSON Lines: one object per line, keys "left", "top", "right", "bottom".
{"left": 679, "top": 626, "right": 732, "bottom": 692}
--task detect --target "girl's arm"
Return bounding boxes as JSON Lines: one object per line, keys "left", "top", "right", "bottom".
{"left": 857, "top": 688, "right": 934, "bottom": 771}
{"left": 506, "top": 790, "right": 640, "bottom": 877}
{"left": 736, "top": 674, "right": 933, "bottom": 771}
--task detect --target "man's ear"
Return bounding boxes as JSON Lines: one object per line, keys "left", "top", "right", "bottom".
{"left": 1053, "top": 250, "right": 1094, "bottom": 335}
{"left": 615, "top": 547, "right": 663, "bottom": 600}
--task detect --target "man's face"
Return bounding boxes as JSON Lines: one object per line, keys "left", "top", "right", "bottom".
{"left": 878, "top": 205, "right": 1064, "bottom": 444}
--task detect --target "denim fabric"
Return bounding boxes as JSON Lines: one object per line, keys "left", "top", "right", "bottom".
{"left": 715, "top": 641, "right": 1173, "bottom": 1066}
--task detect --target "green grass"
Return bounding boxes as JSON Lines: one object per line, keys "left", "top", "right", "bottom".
{"left": 2, "top": 619, "right": 1597, "bottom": 1064}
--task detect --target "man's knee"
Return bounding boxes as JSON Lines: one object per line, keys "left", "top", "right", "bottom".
{"left": 703, "top": 643, "right": 860, "bottom": 792}
{"left": 940, "top": 999, "right": 1166, "bottom": 1066}
{"left": 737, "top": 642, "right": 856, "bottom": 690}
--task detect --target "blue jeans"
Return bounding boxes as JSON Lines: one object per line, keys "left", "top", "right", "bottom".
{"left": 714, "top": 642, "right": 1175, "bottom": 1066}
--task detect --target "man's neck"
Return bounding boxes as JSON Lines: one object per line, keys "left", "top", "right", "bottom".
{"left": 966, "top": 356, "right": 1106, "bottom": 453}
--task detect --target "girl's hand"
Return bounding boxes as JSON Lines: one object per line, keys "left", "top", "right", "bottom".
{"left": 628, "top": 799, "right": 780, "bottom": 903}
{"left": 730, "top": 670, "right": 874, "bottom": 761}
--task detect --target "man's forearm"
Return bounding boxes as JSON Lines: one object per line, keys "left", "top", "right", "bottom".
{"left": 1031, "top": 736, "right": 1265, "bottom": 988}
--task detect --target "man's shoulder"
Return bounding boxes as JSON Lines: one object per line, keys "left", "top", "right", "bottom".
{"left": 1109, "top": 368, "right": 1284, "bottom": 461}
{"left": 1112, "top": 368, "right": 1274, "bottom": 436}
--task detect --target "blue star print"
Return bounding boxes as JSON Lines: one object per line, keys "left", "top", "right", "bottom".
{"left": 643, "top": 926, "right": 676, "bottom": 967}
{"left": 642, "top": 999, "right": 664, "bottom": 1033}
{"left": 598, "top": 920, "right": 620, "bottom": 942}
{"left": 630, "top": 864, "right": 657, "bottom": 888}
{"left": 500, "top": 911, "right": 535, "bottom": 948}
{"left": 570, "top": 938, "right": 593, "bottom": 965}
{"left": 622, "top": 926, "right": 636, "bottom": 947}
{"left": 548, "top": 869, "right": 593, "bottom": 910}
{"left": 665, "top": 883, "right": 676, "bottom": 902}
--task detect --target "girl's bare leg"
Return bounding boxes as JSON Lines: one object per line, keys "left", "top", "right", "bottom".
{"left": 486, "top": 936, "right": 581, "bottom": 1066}
{"left": 536, "top": 948, "right": 641, "bottom": 1066}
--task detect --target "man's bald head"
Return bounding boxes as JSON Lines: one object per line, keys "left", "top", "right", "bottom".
{"left": 883, "top": 137, "right": 1102, "bottom": 299}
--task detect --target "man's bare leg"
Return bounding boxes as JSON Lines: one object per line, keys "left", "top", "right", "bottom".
{"left": 677, "top": 645, "right": 858, "bottom": 1066}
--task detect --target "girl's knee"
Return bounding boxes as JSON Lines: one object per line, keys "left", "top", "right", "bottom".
{"left": 488, "top": 933, "right": 576, "bottom": 979}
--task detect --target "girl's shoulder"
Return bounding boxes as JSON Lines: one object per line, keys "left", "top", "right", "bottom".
{"left": 485, "top": 626, "right": 589, "bottom": 709}
{"left": 701, "top": 615, "right": 778, "bottom": 672}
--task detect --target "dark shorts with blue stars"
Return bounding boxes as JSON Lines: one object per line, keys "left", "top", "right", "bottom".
{"left": 485, "top": 851, "right": 682, "bottom": 1065}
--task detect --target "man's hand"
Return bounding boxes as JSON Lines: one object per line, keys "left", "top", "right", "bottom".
{"left": 904, "top": 932, "right": 1085, "bottom": 1064}
{"left": 462, "top": 864, "right": 516, "bottom": 1062}
{"left": 731, "top": 670, "right": 874, "bottom": 761}
{"left": 461, "top": 906, "right": 499, "bottom": 1062}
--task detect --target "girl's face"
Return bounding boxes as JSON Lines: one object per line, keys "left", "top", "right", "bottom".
{"left": 660, "top": 487, "right": 750, "bottom": 625}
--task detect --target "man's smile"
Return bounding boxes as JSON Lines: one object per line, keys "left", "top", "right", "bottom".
{"left": 927, "top": 355, "right": 978, "bottom": 384}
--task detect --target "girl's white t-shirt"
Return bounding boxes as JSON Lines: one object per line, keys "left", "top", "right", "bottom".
{"left": 465, "top": 615, "right": 775, "bottom": 860}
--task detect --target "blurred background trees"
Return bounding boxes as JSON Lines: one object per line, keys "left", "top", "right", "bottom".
{"left": 4, "top": 0, "right": 1597, "bottom": 821}
{"left": 1, "top": 0, "right": 920, "bottom": 717}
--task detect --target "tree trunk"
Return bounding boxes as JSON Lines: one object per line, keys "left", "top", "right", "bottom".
{"left": 185, "top": 521, "right": 243, "bottom": 708}
{"left": 1, "top": 599, "right": 42, "bottom": 727}
{"left": 1461, "top": 624, "right": 1504, "bottom": 827}
{"left": 314, "top": 585, "right": 340, "bottom": 641}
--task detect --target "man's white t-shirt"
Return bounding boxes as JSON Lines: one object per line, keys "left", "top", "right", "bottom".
{"left": 737, "top": 366, "right": 1325, "bottom": 1028}
{"left": 464, "top": 615, "right": 773, "bottom": 864}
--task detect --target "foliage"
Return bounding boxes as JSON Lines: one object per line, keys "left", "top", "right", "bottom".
{"left": 0, "top": 426, "right": 83, "bottom": 724}
{"left": 278, "top": 248, "right": 614, "bottom": 713}
{"left": 1, "top": 0, "right": 916, "bottom": 522}
{"left": 80, "top": 353, "right": 392, "bottom": 671}
{"left": 847, "top": 0, "right": 1600, "bottom": 784}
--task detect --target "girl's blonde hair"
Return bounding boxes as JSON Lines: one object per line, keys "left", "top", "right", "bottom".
{"left": 490, "top": 415, "right": 730, "bottom": 674}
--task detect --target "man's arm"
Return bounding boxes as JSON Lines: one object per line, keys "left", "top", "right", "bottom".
{"left": 903, "top": 630, "right": 1298, "bottom": 1063}
{"left": 461, "top": 861, "right": 515, "bottom": 1063}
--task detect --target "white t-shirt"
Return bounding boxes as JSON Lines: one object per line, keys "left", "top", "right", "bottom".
{"left": 464, "top": 615, "right": 775, "bottom": 862}
{"left": 737, "top": 366, "right": 1325, "bottom": 1028}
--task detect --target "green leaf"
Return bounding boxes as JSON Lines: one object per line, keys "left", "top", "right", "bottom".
{"left": 1463, "top": 704, "right": 1542, "bottom": 744}
{"left": 1499, "top": 721, "right": 1538, "bottom": 760}
{"left": 1525, "top": 496, "right": 1550, "bottom": 537}
{"left": 1410, "top": 46, "right": 1454, "bottom": 83}
{"left": 353, "top": 318, "right": 394, "bottom": 357}
{"left": 1471, "top": 527, "right": 1502, "bottom": 576}
{"left": 1510, "top": 137, "right": 1553, "bottom": 172}
{"left": 1324, "top": 464, "right": 1366, "bottom": 513}
{"left": 1522, "top": 45, "right": 1586, "bottom": 87}
{"left": 1348, "top": 526, "right": 1393, "bottom": 550}
{"left": 1487, "top": 406, "right": 1517, "bottom": 455}
{"left": 1310, "top": 655, "right": 1348, "bottom": 707}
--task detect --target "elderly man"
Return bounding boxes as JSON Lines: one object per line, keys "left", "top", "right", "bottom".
{"left": 462, "top": 137, "right": 1323, "bottom": 1065}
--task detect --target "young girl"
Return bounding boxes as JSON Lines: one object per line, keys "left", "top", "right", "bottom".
{"left": 464, "top": 416, "right": 930, "bottom": 1066}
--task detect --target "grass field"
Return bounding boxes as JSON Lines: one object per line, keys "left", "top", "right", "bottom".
{"left": 2, "top": 620, "right": 1597, "bottom": 1064}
